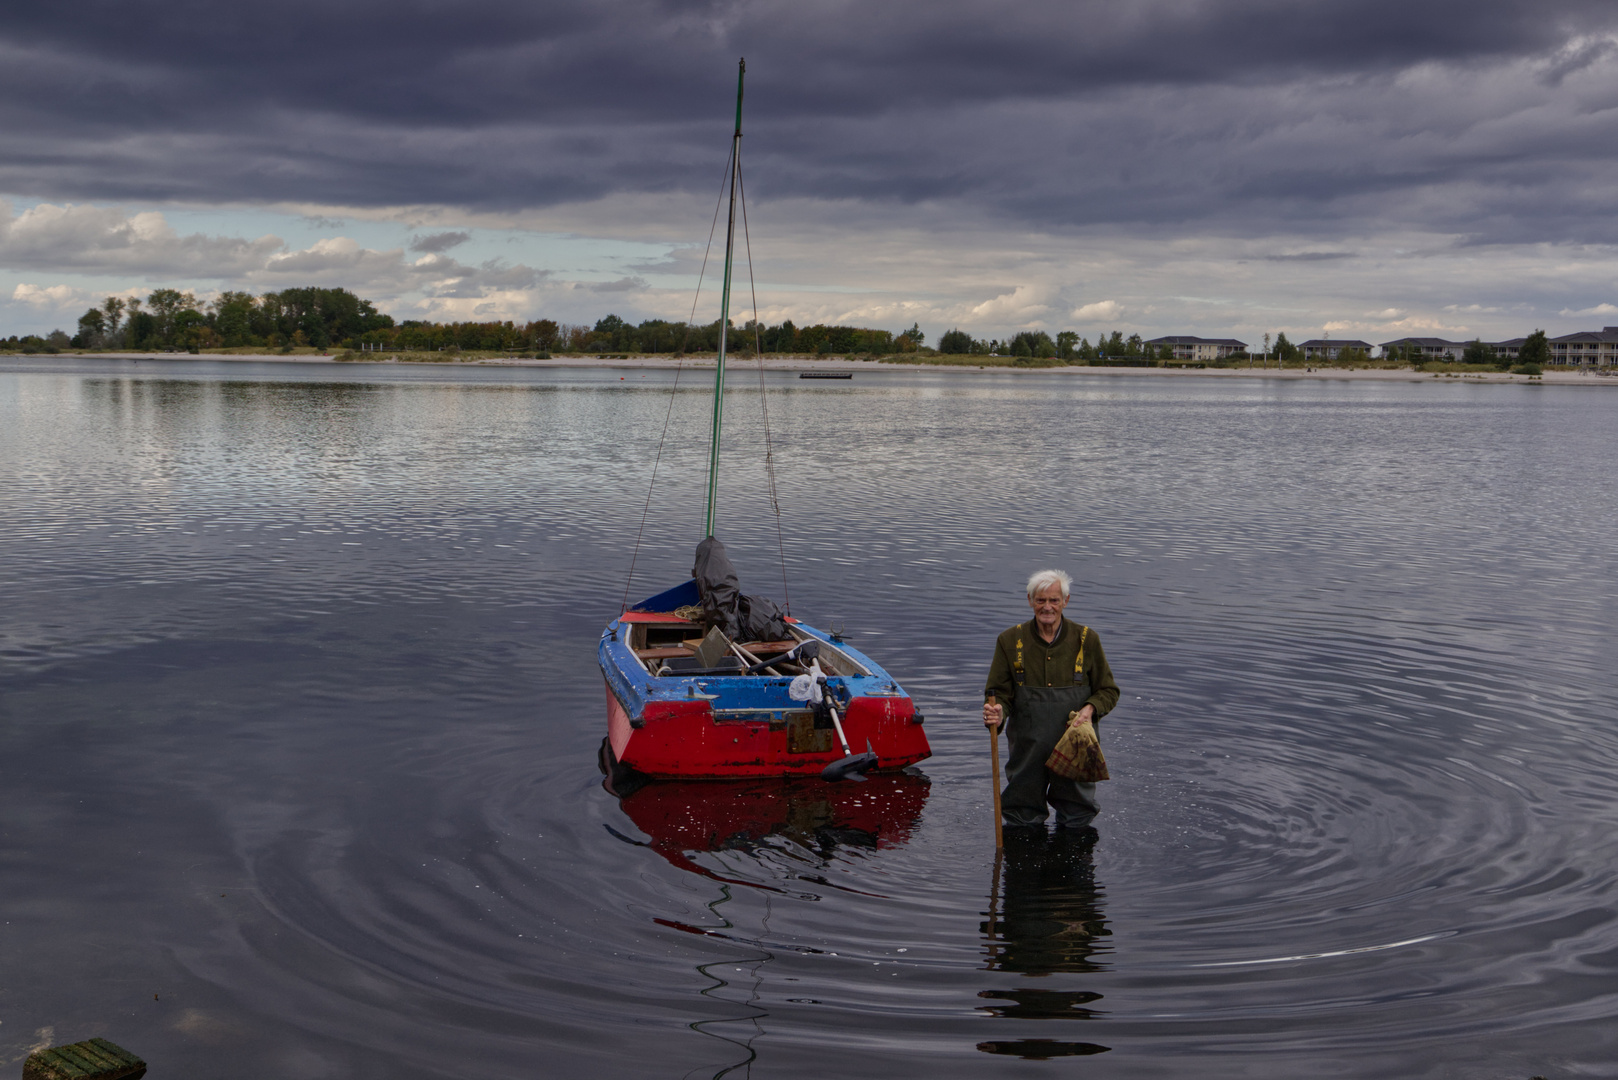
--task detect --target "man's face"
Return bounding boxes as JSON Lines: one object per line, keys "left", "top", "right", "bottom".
{"left": 1028, "top": 583, "right": 1068, "bottom": 630}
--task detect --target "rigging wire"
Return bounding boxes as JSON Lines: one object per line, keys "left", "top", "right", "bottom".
{"left": 620, "top": 141, "right": 736, "bottom": 612}
{"left": 737, "top": 157, "right": 791, "bottom": 614}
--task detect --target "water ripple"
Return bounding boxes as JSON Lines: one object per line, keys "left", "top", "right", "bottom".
{"left": 2, "top": 359, "right": 1615, "bottom": 1078}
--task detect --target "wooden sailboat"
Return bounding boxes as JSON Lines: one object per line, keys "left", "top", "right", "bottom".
{"left": 596, "top": 60, "right": 931, "bottom": 782}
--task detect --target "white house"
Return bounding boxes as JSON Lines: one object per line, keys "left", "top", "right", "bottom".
{"left": 1145, "top": 336, "right": 1248, "bottom": 362}
{"left": 1548, "top": 327, "right": 1618, "bottom": 366}
{"left": 1299, "top": 338, "right": 1373, "bottom": 361}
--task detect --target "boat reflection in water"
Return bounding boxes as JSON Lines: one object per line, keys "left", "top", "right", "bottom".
{"left": 609, "top": 771, "right": 929, "bottom": 881}
{"left": 978, "top": 829, "right": 1112, "bottom": 1060}
{"left": 605, "top": 770, "right": 929, "bottom": 1077}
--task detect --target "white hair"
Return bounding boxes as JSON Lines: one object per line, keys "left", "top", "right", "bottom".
{"left": 1026, "top": 569, "right": 1072, "bottom": 600}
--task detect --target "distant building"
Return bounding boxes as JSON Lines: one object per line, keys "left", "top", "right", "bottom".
{"left": 1378, "top": 337, "right": 1533, "bottom": 362}
{"left": 1378, "top": 337, "right": 1464, "bottom": 361}
{"left": 1548, "top": 327, "right": 1618, "bottom": 366}
{"left": 1145, "top": 335, "right": 1248, "bottom": 362}
{"left": 1299, "top": 338, "right": 1373, "bottom": 361}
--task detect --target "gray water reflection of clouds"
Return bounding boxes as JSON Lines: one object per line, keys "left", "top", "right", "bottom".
{"left": 1, "top": 358, "right": 1615, "bottom": 1079}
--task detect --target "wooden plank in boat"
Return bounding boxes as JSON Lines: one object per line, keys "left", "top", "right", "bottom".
{"left": 745, "top": 641, "right": 799, "bottom": 653}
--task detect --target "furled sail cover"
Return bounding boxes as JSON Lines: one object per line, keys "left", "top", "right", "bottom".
{"left": 692, "top": 536, "right": 791, "bottom": 643}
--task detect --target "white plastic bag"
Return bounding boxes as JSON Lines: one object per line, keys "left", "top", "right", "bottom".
{"left": 788, "top": 659, "right": 825, "bottom": 703}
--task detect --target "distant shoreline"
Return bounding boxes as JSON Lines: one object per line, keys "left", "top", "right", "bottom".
{"left": 11, "top": 350, "right": 1614, "bottom": 386}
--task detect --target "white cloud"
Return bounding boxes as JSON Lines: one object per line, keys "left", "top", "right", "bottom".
{"left": 1329, "top": 313, "right": 1473, "bottom": 335}
{"left": 0, "top": 200, "right": 283, "bottom": 276}
{"left": 1072, "top": 300, "right": 1121, "bottom": 322}
{"left": 413, "top": 289, "right": 543, "bottom": 322}
{"left": 12, "top": 283, "right": 82, "bottom": 310}
{"left": 1557, "top": 302, "right": 1618, "bottom": 317}
{"left": 969, "top": 284, "right": 1055, "bottom": 325}
{"left": 0, "top": 202, "right": 565, "bottom": 330}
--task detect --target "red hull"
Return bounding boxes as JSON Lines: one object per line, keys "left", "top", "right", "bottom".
{"left": 607, "top": 680, "right": 930, "bottom": 779}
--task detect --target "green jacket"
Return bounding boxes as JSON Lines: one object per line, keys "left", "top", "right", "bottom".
{"left": 985, "top": 617, "right": 1120, "bottom": 722}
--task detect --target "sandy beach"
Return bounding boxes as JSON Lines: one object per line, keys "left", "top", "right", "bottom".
{"left": 34, "top": 351, "right": 1618, "bottom": 386}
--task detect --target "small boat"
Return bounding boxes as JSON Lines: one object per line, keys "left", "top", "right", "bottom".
{"left": 798, "top": 372, "right": 852, "bottom": 379}
{"left": 598, "top": 61, "right": 931, "bottom": 783}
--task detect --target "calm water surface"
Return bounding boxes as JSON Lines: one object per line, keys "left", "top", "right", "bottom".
{"left": 2, "top": 357, "right": 1615, "bottom": 1079}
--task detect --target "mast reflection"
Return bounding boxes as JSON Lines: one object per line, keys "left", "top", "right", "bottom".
{"left": 978, "top": 828, "right": 1111, "bottom": 1059}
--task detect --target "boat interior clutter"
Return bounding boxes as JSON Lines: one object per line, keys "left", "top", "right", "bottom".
{"left": 627, "top": 619, "right": 868, "bottom": 679}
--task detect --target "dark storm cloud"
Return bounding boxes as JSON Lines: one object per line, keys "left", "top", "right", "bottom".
{"left": 410, "top": 231, "right": 472, "bottom": 253}
{"left": 3, "top": 0, "right": 1618, "bottom": 241}
{"left": 587, "top": 276, "right": 650, "bottom": 292}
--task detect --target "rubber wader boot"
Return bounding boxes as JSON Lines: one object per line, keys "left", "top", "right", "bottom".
{"left": 1002, "top": 682, "right": 1100, "bottom": 828}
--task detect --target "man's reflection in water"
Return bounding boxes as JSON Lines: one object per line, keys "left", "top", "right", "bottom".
{"left": 978, "top": 827, "right": 1111, "bottom": 1059}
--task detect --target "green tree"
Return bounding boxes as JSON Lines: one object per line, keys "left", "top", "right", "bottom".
{"left": 1517, "top": 329, "right": 1551, "bottom": 367}
{"left": 102, "top": 296, "right": 126, "bottom": 338}
{"left": 175, "top": 308, "right": 208, "bottom": 350}
{"left": 901, "top": 322, "right": 924, "bottom": 349}
{"left": 126, "top": 311, "right": 158, "bottom": 349}
{"left": 1010, "top": 330, "right": 1055, "bottom": 357}
{"left": 938, "top": 328, "right": 973, "bottom": 354}
{"left": 593, "top": 313, "right": 628, "bottom": 351}
{"left": 73, "top": 308, "right": 106, "bottom": 347}
{"left": 1056, "top": 331, "right": 1078, "bottom": 359}
{"left": 146, "top": 288, "right": 198, "bottom": 348}
{"left": 773, "top": 319, "right": 797, "bottom": 353}
{"left": 1461, "top": 339, "right": 1497, "bottom": 366}
{"left": 1274, "top": 331, "right": 1299, "bottom": 366}
{"left": 211, "top": 291, "right": 259, "bottom": 347}
{"left": 529, "top": 319, "right": 560, "bottom": 351}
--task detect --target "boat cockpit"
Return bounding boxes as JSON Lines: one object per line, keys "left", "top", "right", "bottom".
{"left": 624, "top": 617, "right": 870, "bottom": 679}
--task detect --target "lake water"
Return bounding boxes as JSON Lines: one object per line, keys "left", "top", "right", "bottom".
{"left": 2, "top": 357, "right": 1615, "bottom": 1079}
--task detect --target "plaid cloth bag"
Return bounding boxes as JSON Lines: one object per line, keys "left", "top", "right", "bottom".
{"left": 1045, "top": 713, "right": 1110, "bottom": 782}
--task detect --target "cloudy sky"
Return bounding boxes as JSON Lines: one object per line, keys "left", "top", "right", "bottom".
{"left": 4, "top": 0, "right": 1617, "bottom": 345}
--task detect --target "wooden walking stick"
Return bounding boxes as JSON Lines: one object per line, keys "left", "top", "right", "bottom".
{"left": 986, "top": 703, "right": 1005, "bottom": 961}
{"left": 988, "top": 703, "right": 1004, "bottom": 850}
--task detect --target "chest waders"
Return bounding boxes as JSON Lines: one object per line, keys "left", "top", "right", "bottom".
{"left": 1003, "top": 680, "right": 1101, "bottom": 829}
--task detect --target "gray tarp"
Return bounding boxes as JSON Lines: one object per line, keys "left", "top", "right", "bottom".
{"left": 692, "top": 536, "right": 791, "bottom": 643}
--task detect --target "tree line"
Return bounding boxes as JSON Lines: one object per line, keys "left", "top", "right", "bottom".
{"left": 0, "top": 285, "right": 932, "bottom": 356}
{"left": 937, "top": 327, "right": 1174, "bottom": 361}
{"left": 2, "top": 285, "right": 1560, "bottom": 370}
{"left": 59, "top": 287, "right": 397, "bottom": 352}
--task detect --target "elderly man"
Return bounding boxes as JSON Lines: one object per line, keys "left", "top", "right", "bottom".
{"left": 983, "top": 570, "right": 1120, "bottom": 829}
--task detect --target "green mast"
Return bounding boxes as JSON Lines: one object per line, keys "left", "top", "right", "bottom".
{"left": 704, "top": 58, "right": 745, "bottom": 539}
